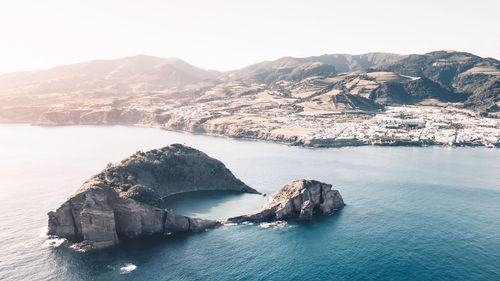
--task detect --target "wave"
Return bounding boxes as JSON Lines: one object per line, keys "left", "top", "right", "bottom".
{"left": 259, "top": 221, "right": 287, "bottom": 229}
{"left": 69, "top": 243, "right": 87, "bottom": 252}
{"left": 43, "top": 238, "right": 66, "bottom": 248}
{"left": 120, "top": 263, "right": 137, "bottom": 274}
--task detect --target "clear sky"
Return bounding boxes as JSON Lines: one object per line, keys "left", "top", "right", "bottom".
{"left": 0, "top": 0, "right": 498, "bottom": 73}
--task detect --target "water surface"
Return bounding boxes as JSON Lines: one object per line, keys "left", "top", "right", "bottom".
{"left": 0, "top": 124, "right": 499, "bottom": 281}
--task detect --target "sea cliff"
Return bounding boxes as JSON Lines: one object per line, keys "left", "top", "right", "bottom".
{"left": 47, "top": 144, "right": 347, "bottom": 251}
{"left": 228, "top": 180, "right": 345, "bottom": 223}
{"left": 47, "top": 144, "right": 258, "bottom": 250}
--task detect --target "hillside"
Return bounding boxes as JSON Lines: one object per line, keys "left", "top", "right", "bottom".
{"left": 381, "top": 51, "right": 499, "bottom": 111}
{"left": 0, "top": 51, "right": 497, "bottom": 128}
{"left": 225, "top": 52, "right": 403, "bottom": 83}
{"left": 0, "top": 55, "right": 217, "bottom": 96}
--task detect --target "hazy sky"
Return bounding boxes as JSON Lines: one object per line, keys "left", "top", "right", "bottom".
{"left": 0, "top": 0, "right": 499, "bottom": 73}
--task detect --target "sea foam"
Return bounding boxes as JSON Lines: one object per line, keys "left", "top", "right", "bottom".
{"left": 259, "top": 221, "right": 287, "bottom": 229}
{"left": 120, "top": 263, "right": 137, "bottom": 274}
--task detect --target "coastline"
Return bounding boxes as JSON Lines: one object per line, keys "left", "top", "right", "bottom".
{"left": 161, "top": 125, "right": 500, "bottom": 148}
{"left": 2, "top": 119, "right": 499, "bottom": 281}
{"left": 1, "top": 120, "right": 498, "bottom": 149}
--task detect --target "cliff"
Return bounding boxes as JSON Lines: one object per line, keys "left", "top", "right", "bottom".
{"left": 227, "top": 179, "right": 345, "bottom": 223}
{"left": 47, "top": 144, "right": 258, "bottom": 250}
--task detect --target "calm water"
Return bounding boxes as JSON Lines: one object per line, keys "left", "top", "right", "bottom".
{"left": 0, "top": 124, "right": 499, "bottom": 281}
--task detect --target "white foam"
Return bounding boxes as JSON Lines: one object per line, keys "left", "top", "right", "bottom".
{"left": 222, "top": 222, "right": 238, "bottom": 226}
{"left": 259, "top": 221, "right": 287, "bottom": 229}
{"left": 259, "top": 223, "right": 271, "bottom": 229}
{"left": 69, "top": 244, "right": 87, "bottom": 253}
{"left": 43, "top": 238, "right": 66, "bottom": 248}
{"left": 120, "top": 263, "right": 137, "bottom": 274}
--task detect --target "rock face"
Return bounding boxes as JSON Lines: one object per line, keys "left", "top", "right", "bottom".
{"left": 228, "top": 180, "right": 345, "bottom": 223}
{"left": 47, "top": 144, "right": 258, "bottom": 250}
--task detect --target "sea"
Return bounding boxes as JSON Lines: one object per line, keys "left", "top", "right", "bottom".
{"left": 0, "top": 124, "right": 499, "bottom": 281}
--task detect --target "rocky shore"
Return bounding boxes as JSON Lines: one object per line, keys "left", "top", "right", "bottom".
{"left": 47, "top": 145, "right": 345, "bottom": 251}
{"left": 47, "top": 144, "right": 258, "bottom": 251}
{"left": 158, "top": 105, "right": 499, "bottom": 148}
{"left": 227, "top": 180, "right": 345, "bottom": 223}
{"left": 5, "top": 103, "right": 496, "bottom": 148}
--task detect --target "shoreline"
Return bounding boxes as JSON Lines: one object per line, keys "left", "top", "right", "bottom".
{"left": 1, "top": 121, "right": 498, "bottom": 149}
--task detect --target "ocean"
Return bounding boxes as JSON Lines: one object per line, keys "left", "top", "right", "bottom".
{"left": 0, "top": 124, "right": 499, "bottom": 281}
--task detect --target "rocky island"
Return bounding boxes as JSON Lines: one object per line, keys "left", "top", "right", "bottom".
{"left": 227, "top": 180, "right": 345, "bottom": 223}
{"left": 47, "top": 144, "right": 258, "bottom": 250}
{"left": 47, "top": 144, "right": 344, "bottom": 250}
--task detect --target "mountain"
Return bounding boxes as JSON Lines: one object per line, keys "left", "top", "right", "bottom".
{"left": 225, "top": 51, "right": 498, "bottom": 111}
{"left": 381, "top": 51, "right": 500, "bottom": 111}
{"left": 0, "top": 55, "right": 217, "bottom": 96}
{"left": 0, "top": 51, "right": 497, "bottom": 112}
{"left": 269, "top": 71, "right": 462, "bottom": 111}
{"left": 225, "top": 53, "right": 403, "bottom": 83}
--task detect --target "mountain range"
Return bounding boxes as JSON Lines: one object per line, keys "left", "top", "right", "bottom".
{"left": 0, "top": 51, "right": 498, "bottom": 112}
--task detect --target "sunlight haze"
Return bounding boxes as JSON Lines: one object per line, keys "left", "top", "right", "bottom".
{"left": 0, "top": 1, "right": 500, "bottom": 280}
{"left": 0, "top": 0, "right": 499, "bottom": 73}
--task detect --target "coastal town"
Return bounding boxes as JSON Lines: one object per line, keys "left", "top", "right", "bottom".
{"left": 161, "top": 101, "right": 499, "bottom": 148}
{"left": 0, "top": 53, "right": 498, "bottom": 149}
{"left": 0, "top": 77, "right": 498, "bottom": 148}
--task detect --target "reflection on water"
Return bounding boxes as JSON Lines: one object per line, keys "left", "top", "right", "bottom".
{"left": 162, "top": 190, "right": 264, "bottom": 219}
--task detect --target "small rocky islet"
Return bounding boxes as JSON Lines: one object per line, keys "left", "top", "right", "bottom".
{"left": 47, "top": 144, "right": 344, "bottom": 251}
{"left": 227, "top": 179, "right": 345, "bottom": 223}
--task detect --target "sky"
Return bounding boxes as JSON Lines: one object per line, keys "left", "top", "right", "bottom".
{"left": 0, "top": 0, "right": 499, "bottom": 73}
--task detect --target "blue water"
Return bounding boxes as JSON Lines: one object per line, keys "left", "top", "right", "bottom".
{"left": 0, "top": 124, "right": 499, "bottom": 281}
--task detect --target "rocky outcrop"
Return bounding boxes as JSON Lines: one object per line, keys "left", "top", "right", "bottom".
{"left": 48, "top": 153, "right": 346, "bottom": 251}
{"left": 227, "top": 179, "right": 345, "bottom": 223}
{"left": 47, "top": 144, "right": 257, "bottom": 250}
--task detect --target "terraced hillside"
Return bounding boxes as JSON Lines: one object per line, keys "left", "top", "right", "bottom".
{"left": 0, "top": 51, "right": 498, "bottom": 148}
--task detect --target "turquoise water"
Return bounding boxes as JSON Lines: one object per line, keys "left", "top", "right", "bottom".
{"left": 0, "top": 124, "right": 499, "bottom": 281}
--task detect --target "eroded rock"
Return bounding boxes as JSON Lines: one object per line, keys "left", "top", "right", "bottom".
{"left": 47, "top": 144, "right": 256, "bottom": 250}
{"left": 48, "top": 145, "right": 345, "bottom": 251}
{"left": 227, "top": 179, "right": 345, "bottom": 223}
